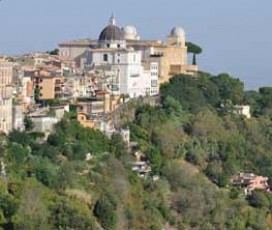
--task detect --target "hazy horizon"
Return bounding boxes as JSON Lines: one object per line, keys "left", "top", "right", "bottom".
{"left": 0, "top": 0, "right": 271, "bottom": 90}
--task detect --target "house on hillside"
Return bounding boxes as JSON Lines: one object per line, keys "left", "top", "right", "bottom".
{"left": 232, "top": 172, "right": 270, "bottom": 195}
{"left": 233, "top": 105, "right": 251, "bottom": 119}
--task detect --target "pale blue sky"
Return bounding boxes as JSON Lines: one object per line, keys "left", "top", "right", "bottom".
{"left": 0, "top": 0, "right": 271, "bottom": 89}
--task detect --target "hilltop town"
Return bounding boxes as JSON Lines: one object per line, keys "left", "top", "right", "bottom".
{"left": 2, "top": 15, "right": 272, "bottom": 230}
{"left": 0, "top": 15, "right": 199, "bottom": 136}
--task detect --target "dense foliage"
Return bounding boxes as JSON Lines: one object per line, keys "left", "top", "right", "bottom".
{"left": 1, "top": 72, "right": 272, "bottom": 229}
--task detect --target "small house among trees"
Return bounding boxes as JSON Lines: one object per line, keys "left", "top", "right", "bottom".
{"left": 232, "top": 173, "right": 270, "bottom": 195}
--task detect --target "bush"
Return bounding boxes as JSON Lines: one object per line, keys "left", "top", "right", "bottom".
{"left": 94, "top": 195, "right": 117, "bottom": 230}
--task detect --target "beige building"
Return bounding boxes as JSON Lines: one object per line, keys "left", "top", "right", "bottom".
{"left": 75, "top": 90, "right": 120, "bottom": 115}
{"left": 76, "top": 101, "right": 104, "bottom": 115}
{"left": 21, "top": 74, "right": 34, "bottom": 110}
{"left": 77, "top": 113, "right": 115, "bottom": 137}
{"left": 63, "top": 75, "right": 94, "bottom": 100}
{"left": 0, "top": 62, "right": 14, "bottom": 133}
{"left": 126, "top": 27, "right": 198, "bottom": 83}
{"left": 59, "top": 39, "right": 93, "bottom": 59}
{"left": 33, "top": 68, "right": 63, "bottom": 100}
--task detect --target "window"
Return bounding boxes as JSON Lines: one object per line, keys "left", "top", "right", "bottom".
{"left": 107, "top": 44, "right": 110, "bottom": 48}
{"left": 151, "top": 80, "right": 158, "bottom": 87}
{"left": 103, "top": 54, "right": 108, "bottom": 62}
{"left": 117, "top": 44, "right": 120, "bottom": 48}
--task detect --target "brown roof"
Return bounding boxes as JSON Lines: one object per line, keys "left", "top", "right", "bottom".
{"left": 96, "top": 90, "right": 110, "bottom": 95}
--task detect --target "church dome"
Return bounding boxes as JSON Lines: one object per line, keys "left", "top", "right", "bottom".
{"left": 99, "top": 15, "right": 124, "bottom": 41}
{"left": 122, "top": 25, "right": 140, "bottom": 40}
{"left": 170, "top": 27, "right": 185, "bottom": 37}
{"left": 99, "top": 25, "right": 124, "bottom": 41}
{"left": 122, "top": 25, "right": 138, "bottom": 36}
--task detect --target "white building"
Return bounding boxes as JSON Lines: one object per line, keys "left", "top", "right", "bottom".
{"left": 31, "top": 116, "right": 58, "bottom": 138}
{"left": 12, "top": 105, "right": 24, "bottom": 131}
{"left": 0, "top": 62, "right": 14, "bottom": 133}
{"left": 233, "top": 105, "right": 251, "bottom": 119}
{"left": 50, "top": 104, "right": 70, "bottom": 121}
{"left": 21, "top": 75, "right": 34, "bottom": 109}
{"left": 120, "top": 128, "right": 130, "bottom": 146}
{"left": 86, "top": 16, "right": 159, "bottom": 98}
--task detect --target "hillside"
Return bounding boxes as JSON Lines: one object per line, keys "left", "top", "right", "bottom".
{"left": 1, "top": 72, "right": 272, "bottom": 229}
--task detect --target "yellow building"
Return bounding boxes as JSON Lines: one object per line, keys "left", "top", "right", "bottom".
{"left": 0, "top": 62, "right": 14, "bottom": 133}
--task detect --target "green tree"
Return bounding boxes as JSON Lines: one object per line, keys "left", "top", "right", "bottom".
{"left": 186, "top": 42, "right": 203, "bottom": 65}
{"left": 57, "top": 162, "right": 75, "bottom": 192}
{"left": 13, "top": 179, "right": 50, "bottom": 230}
{"left": 0, "top": 183, "right": 18, "bottom": 227}
{"left": 156, "top": 120, "right": 186, "bottom": 158}
{"left": 50, "top": 197, "right": 93, "bottom": 230}
{"left": 212, "top": 73, "right": 244, "bottom": 104}
{"left": 9, "top": 130, "right": 32, "bottom": 147}
{"left": 34, "top": 87, "right": 40, "bottom": 102}
{"left": 48, "top": 48, "right": 59, "bottom": 55}
{"left": 110, "top": 133, "right": 127, "bottom": 160}
{"left": 28, "top": 156, "right": 58, "bottom": 188}
{"left": 243, "top": 90, "right": 261, "bottom": 115}
{"left": 162, "top": 96, "right": 182, "bottom": 117}
{"left": 192, "top": 108, "right": 226, "bottom": 140}
{"left": 94, "top": 195, "right": 117, "bottom": 230}
{"left": 146, "top": 147, "right": 164, "bottom": 174}
{"left": 24, "top": 115, "right": 34, "bottom": 131}
{"left": 258, "top": 87, "right": 272, "bottom": 115}
{"left": 248, "top": 190, "right": 270, "bottom": 209}
{"left": 161, "top": 75, "right": 206, "bottom": 112}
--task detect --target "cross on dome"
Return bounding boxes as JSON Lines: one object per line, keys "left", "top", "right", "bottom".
{"left": 109, "top": 14, "right": 116, "bottom": 26}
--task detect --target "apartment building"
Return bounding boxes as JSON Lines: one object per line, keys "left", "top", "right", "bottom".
{"left": 0, "top": 62, "right": 14, "bottom": 133}
{"left": 33, "top": 68, "right": 63, "bottom": 100}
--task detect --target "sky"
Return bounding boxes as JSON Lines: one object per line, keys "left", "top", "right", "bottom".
{"left": 0, "top": 0, "right": 271, "bottom": 90}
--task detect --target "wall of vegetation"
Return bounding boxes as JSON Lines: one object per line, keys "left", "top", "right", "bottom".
{"left": 1, "top": 72, "right": 272, "bottom": 229}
